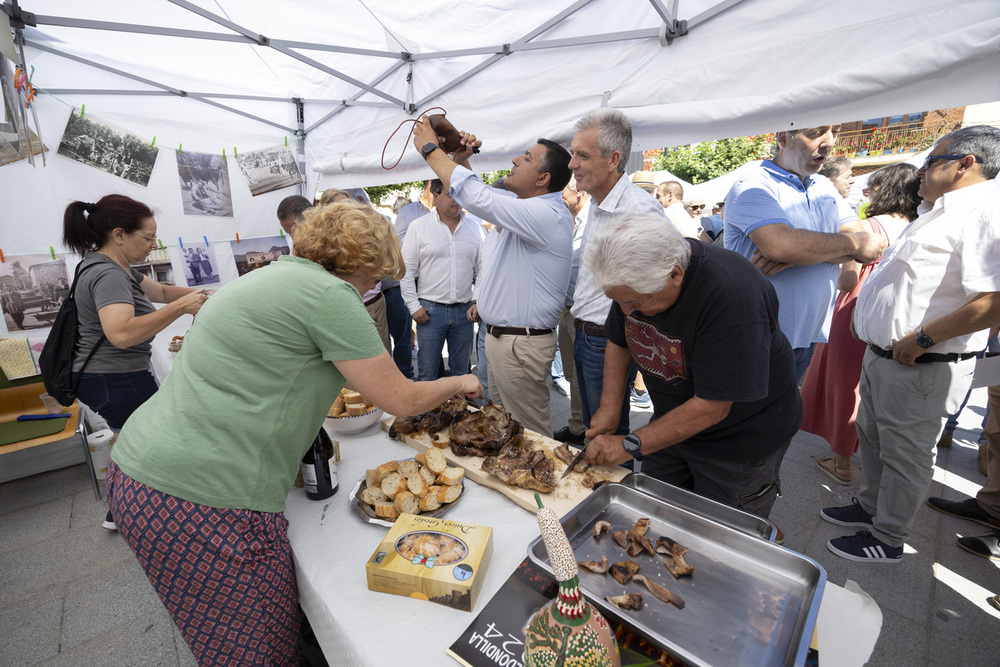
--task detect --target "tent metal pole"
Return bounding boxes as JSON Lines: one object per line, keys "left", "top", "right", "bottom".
{"left": 269, "top": 38, "right": 400, "bottom": 59}
{"left": 27, "top": 15, "right": 249, "bottom": 43}
{"left": 294, "top": 98, "right": 307, "bottom": 197}
{"left": 409, "top": 28, "right": 656, "bottom": 60}
{"left": 304, "top": 61, "right": 408, "bottom": 135}
{"left": 647, "top": 0, "right": 679, "bottom": 24}
{"left": 413, "top": 0, "right": 595, "bottom": 110}
{"left": 688, "top": 0, "right": 749, "bottom": 28}
{"left": 42, "top": 89, "right": 295, "bottom": 103}
{"left": 166, "top": 0, "right": 405, "bottom": 108}
{"left": 26, "top": 40, "right": 294, "bottom": 133}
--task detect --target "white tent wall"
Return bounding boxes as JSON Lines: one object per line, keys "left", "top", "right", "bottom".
{"left": 2, "top": 0, "right": 1000, "bottom": 256}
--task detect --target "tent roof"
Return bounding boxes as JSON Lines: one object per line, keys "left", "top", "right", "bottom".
{"left": 7, "top": 0, "right": 1000, "bottom": 191}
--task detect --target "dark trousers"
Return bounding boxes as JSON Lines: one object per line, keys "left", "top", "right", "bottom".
{"left": 383, "top": 287, "right": 413, "bottom": 378}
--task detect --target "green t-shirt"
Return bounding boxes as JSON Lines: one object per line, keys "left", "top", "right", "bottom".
{"left": 112, "top": 255, "right": 386, "bottom": 512}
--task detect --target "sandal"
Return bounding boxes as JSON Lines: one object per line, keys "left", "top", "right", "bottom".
{"left": 816, "top": 456, "right": 851, "bottom": 485}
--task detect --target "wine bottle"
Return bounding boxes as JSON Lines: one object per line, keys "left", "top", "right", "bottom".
{"left": 300, "top": 428, "right": 339, "bottom": 500}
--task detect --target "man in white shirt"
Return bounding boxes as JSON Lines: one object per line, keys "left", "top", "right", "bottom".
{"left": 412, "top": 116, "right": 573, "bottom": 437}
{"left": 822, "top": 125, "right": 1000, "bottom": 563}
{"left": 400, "top": 180, "right": 483, "bottom": 382}
{"left": 657, "top": 181, "right": 700, "bottom": 238}
{"left": 568, "top": 107, "right": 666, "bottom": 439}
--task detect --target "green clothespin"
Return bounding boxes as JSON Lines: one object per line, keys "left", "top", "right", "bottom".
{"left": 50, "top": 246, "right": 56, "bottom": 260}
{"left": 233, "top": 147, "right": 238, "bottom": 158}
{"left": 151, "top": 136, "right": 156, "bottom": 148}
{"left": 157, "top": 239, "right": 164, "bottom": 249}
{"left": 80, "top": 105, "right": 85, "bottom": 118}
{"left": 284, "top": 136, "right": 288, "bottom": 147}
{"left": 279, "top": 229, "right": 284, "bottom": 238}
{"left": 178, "top": 144, "right": 182, "bottom": 155}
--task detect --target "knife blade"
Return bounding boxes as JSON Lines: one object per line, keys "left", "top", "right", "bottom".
{"left": 560, "top": 442, "right": 588, "bottom": 479}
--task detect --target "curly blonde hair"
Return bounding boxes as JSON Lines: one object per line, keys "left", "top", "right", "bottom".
{"left": 292, "top": 202, "right": 404, "bottom": 281}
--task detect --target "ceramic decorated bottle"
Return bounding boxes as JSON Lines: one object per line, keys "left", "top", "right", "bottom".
{"left": 524, "top": 493, "right": 620, "bottom": 667}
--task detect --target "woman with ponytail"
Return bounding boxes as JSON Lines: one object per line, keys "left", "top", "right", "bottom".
{"left": 63, "top": 194, "right": 209, "bottom": 530}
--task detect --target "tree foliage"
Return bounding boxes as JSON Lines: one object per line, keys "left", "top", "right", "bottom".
{"left": 362, "top": 169, "right": 510, "bottom": 207}
{"left": 651, "top": 134, "right": 775, "bottom": 184}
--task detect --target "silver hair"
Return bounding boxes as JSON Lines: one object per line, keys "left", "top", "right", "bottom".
{"left": 937, "top": 124, "right": 1000, "bottom": 180}
{"left": 575, "top": 108, "right": 632, "bottom": 174}
{"left": 584, "top": 214, "right": 690, "bottom": 294}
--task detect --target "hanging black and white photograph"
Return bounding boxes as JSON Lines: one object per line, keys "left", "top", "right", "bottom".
{"left": 230, "top": 236, "right": 290, "bottom": 276}
{"left": 0, "top": 254, "right": 70, "bottom": 333}
{"left": 234, "top": 144, "right": 302, "bottom": 196}
{"left": 179, "top": 245, "right": 221, "bottom": 287}
{"left": 56, "top": 111, "right": 159, "bottom": 186}
{"left": 176, "top": 150, "right": 234, "bottom": 217}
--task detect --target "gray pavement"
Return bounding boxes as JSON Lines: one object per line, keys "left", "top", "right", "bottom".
{"left": 1, "top": 381, "right": 998, "bottom": 666}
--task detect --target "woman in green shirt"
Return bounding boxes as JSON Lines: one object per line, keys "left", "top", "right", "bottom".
{"left": 107, "top": 201, "right": 481, "bottom": 666}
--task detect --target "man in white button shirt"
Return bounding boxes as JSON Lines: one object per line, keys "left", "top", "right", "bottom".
{"left": 568, "top": 107, "right": 666, "bottom": 439}
{"left": 400, "top": 180, "right": 483, "bottom": 382}
{"left": 821, "top": 125, "right": 1000, "bottom": 563}
{"left": 412, "top": 116, "right": 573, "bottom": 437}
{"left": 657, "top": 181, "right": 700, "bottom": 238}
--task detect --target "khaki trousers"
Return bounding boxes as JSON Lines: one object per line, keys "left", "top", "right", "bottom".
{"left": 976, "top": 385, "right": 1000, "bottom": 524}
{"left": 485, "top": 331, "right": 556, "bottom": 438}
{"left": 558, "top": 306, "right": 585, "bottom": 436}
{"left": 365, "top": 295, "right": 391, "bottom": 352}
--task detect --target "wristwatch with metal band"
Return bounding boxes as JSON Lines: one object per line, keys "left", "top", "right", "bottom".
{"left": 622, "top": 433, "right": 643, "bottom": 461}
{"left": 916, "top": 327, "right": 935, "bottom": 349}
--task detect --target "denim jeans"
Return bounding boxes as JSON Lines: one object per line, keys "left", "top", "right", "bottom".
{"left": 793, "top": 345, "right": 816, "bottom": 385}
{"left": 75, "top": 370, "right": 159, "bottom": 430}
{"left": 476, "top": 323, "right": 490, "bottom": 399}
{"left": 573, "top": 332, "right": 631, "bottom": 435}
{"left": 416, "top": 300, "right": 474, "bottom": 382}
{"left": 383, "top": 287, "right": 413, "bottom": 378}
{"left": 944, "top": 334, "right": 1000, "bottom": 435}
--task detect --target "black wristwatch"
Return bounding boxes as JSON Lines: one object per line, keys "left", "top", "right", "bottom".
{"left": 421, "top": 142, "right": 440, "bottom": 159}
{"left": 622, "top": 433, "right": 643, "bottom": 461}
{"left": 916, "top": 327, "right": 935, "bottom": 349}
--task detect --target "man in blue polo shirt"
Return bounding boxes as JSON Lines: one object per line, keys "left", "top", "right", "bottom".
{"left": 724, "top": 126, "right": 885, "bottom": 380}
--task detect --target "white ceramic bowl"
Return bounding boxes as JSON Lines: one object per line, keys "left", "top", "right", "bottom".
{"left": 324, "top": 407, "right": 384, "bottom": 435}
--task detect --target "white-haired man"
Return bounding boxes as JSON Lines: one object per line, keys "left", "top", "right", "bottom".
{"left": 583, "top": 215, "right": 801, "bottom": 519}
{"left": 724, "top": 125, "right": 885, "bottom": 381}
{"left": 822, "top": 125, "right": 1000, "bottom": 562}
{"left": 568, "top": 107, "right": 666, "bottom": 439}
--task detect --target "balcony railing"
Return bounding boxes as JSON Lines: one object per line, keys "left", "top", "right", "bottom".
{"left": 833, "top": 122, "right": 948, "bottom": 158}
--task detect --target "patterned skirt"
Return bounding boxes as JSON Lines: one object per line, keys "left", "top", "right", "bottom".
{"left": 106, "top": 460, "right": 300, "bottom": 666}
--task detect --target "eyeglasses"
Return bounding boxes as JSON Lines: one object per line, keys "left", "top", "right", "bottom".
{"left": 689, "top": 205, "right": 705, "bottom": 211}
{"left": 921, "top": 154, "right": 983, "bottom": 170}
{"left": 136, "top": 233, "right": 158, "bottom": 243}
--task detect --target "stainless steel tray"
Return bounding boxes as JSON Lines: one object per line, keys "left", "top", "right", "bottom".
{"left": 619, "top": 472, "right": 776, "bottom": 540}
{"left": 527, "top": 483, "right": 825, "bottom": 667}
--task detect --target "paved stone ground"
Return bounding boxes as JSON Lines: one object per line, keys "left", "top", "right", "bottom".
{"left": 1, "top": 379, "right": 998, "bottom": 665}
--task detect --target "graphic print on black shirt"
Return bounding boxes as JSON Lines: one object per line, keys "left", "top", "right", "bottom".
{"left": 623, "top": 317, "right": 686, "bottom": 384}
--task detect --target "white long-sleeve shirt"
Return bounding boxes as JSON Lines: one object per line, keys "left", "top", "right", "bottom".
{"left": 399, "top": 209, "right": 484, "bottom": 314}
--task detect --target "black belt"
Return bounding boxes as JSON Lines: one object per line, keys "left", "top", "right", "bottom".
{"left": 487, "top": 324, "right": 554, "bottom": 338}
{"left": 363, "top": 292, "right": 384, "bottom": 307}
{"left": 573, "top": 318, "right": 606, "bottom": 337}
{"left": 423, "top": 300, "right": 469, "bottom": 307}
{"left": 868, "top": 344, "right": 977, "bottom": 364}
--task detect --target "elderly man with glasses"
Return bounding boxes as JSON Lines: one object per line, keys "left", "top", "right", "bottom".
{"left": 821, "top": 125, "right": 1000, "bottom": 563}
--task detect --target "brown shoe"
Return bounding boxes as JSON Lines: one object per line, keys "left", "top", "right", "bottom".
{"left": 767, "top": 520, "right": 784, "bottom": 545}
{"left": 990, "top": 594, "right": 1000, "bottom": 612}
{"left": 816, "top": 457, "right": 851, "bottom": 485}
{"left": 937, "top": 431, "right": 953, "bottom": 448}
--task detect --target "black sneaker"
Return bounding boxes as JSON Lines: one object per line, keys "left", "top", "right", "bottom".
{"left": 552, "top": 426, "right": 585, "bottom": 445}
{"left": 820, "top": 497, "right": 873, "bottom": 527}
{"left": 102, "top": 510, "right": 117, "bottom": 532}
{"left": 827, "top": 530, "right": 902, "bottom": 563}
{"left": 926, "top": 497, "right": 994, "bottom": 527}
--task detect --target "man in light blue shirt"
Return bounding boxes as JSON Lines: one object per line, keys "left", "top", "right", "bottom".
{"left": 724, "top": 125, "right": 885, "bottom": 380}
{"left": 413, "top": 117, "right": 573, "bottom": 437}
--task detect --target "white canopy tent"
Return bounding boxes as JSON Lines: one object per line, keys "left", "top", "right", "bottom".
{"left": 1, "top": 0, "right": 999, "bottom": 256}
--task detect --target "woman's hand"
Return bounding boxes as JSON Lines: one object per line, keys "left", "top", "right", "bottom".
{"left": 453, "top": 374, "right": 483, "bottom": 399}
{"left": 176, "top": 289, "right": 209, "bottom": 316}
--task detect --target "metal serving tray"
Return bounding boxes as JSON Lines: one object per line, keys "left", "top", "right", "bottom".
{"left": 527, "top": 483, "right": 825, "bottom": 667}
{"left": 619, "top": 472, "right": 776, "bottom": 541}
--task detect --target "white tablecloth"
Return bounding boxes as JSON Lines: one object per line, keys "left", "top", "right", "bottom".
{"left": 284, "top": 421, "right": 882, "bottom": 667}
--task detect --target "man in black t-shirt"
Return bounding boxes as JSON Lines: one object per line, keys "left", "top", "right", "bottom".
{"left": 582, "top": 214, "right": 801, "bottom": 518}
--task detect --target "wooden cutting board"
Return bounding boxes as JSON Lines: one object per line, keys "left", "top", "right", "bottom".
{"left": 382, "top": 417, "right": 628, "bottom": 518}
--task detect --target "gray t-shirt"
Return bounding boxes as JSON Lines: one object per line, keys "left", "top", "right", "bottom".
{"left": 73, "top": 253, "right": 156, "bottom": 373}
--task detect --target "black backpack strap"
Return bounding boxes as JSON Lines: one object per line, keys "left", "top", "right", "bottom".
{"left": 68, "top": 258, "right": 107, "bottom": 394}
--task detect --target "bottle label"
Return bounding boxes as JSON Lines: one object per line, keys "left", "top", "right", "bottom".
{"left": 328, "top": 459, "right": 339, "bottom": 491}
{"left": 301, "top": 462, "right": 319, "bottom": 493}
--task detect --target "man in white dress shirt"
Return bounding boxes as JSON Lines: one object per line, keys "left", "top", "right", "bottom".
{"left": 568, "top": 107, "right": 666, "bottom": 439}
{"left": 400, "top": 180, "right": 483, "bottom": 382}
{"left": 822, "top": 125, "right": 1000, "bottom": 562}
{"left": 657, "top": 181, "right": 700, "bottom": 238}
{"left": 413, "top": 117, "right": 573, "bottom": 437}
